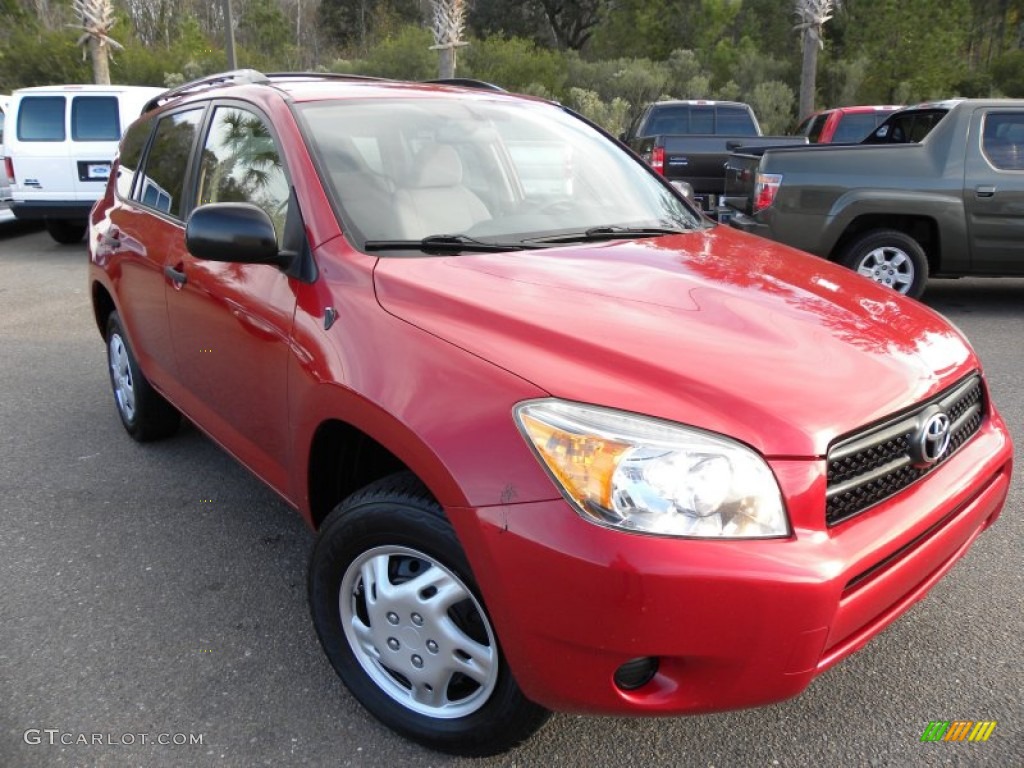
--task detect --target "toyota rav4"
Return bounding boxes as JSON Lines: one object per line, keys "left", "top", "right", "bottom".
{"left": 88, "top": 70, "right": 1013, "bottom": 756}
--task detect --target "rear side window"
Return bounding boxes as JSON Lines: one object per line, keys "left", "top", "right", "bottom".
{"left": 72, "top": 96, "right": 120, "bottom": 141}
{"left": 982, "top": 112, "right": 1024, "bottom": 171}
{"left": 135, "top": 108, "right": 203, "bottom": 219}
{"left": 17, "top": 96, "right": 66, "bottom": 141}
{"left": 116, "top": 118, "right": 153, "bottom": 199}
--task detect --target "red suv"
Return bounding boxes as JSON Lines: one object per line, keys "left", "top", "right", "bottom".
{"left": 89, "top": 71, "right": 1013, "bottom": 756}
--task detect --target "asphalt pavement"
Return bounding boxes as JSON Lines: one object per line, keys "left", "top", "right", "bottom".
{"left": 0, "top": 222, "right": 1020, "bottom": 767}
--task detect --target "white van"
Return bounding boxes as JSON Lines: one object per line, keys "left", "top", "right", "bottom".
{"left": 0, "top": 95, "right": 11, "bottom": 208}
{"left": 3, "top": 84, "right": 164, "bottom": 243}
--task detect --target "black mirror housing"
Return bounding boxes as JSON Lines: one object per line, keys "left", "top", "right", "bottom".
{"left": 186, "top": 203, "right": 287, "bottom": 266}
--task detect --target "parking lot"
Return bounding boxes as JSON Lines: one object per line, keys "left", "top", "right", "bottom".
{"left": 0, "top": 220, "right": 1020, "bottom": 767}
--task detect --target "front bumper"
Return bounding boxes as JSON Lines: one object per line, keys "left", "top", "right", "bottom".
{"left": 449, "top": 414, "right": 1011, "bottom": 715}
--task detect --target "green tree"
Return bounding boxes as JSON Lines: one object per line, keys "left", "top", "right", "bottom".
{"left": 846, "top": 0, "right": 971, "bottom": 102}
{"left": 748, "top": 79, "right": 795, "bottom": 132}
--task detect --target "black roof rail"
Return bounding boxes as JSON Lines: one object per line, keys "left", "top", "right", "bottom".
{"left": 142, "top": 71, "right": 507, "bottom": 114}
{"left": 263, "top": 72, "right": 390, "bottom": 84}
{"left": 142, "top": 69, "right": 271, "bottom": 113}
{"left": 422, "top": 78, "right": 506, "bottom": 92}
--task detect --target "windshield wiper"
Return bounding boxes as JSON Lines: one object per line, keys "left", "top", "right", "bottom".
{"left": 364, "top": 234, "right": 533, "bottom": 253}
{"left": 526, "top": 225, "right": 690, "bottom": 244}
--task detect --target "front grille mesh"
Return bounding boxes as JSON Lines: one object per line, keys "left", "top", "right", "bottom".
{"left": 825, "top": 375, "right": 984, "bottom": 526}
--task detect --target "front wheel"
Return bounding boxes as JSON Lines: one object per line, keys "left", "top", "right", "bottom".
{"left": 308, "top": 473, "right": 549, "bottom": 756}
{"left": 839, "top": 229, "right": 929, "bottom": 298}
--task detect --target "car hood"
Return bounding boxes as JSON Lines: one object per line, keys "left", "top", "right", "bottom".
{"left": 372, "top": 226, "right": 977, "bottom": 456}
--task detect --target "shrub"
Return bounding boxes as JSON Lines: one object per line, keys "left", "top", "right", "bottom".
{"left": 462, "top": 36, "right": 567, "bottom": 96}
{"left": 748, "top": 80, "right": 795, "bottom": 134}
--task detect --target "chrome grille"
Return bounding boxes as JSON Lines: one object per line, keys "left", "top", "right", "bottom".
{"left": 825, "top": 375, "right": 984, "bottom": 526}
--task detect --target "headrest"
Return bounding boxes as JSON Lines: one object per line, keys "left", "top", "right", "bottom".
{"left": 410, "top": 144, "right": 463, "bottom": 188}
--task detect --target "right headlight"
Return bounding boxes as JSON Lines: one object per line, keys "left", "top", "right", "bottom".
{"left": 514, "top": 399, "right": 789, "bottom": 539}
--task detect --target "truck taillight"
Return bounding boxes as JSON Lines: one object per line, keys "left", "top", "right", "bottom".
{"left": 650, "top": 146, "right": 665, "bottom": 175}
{"left": 753, "top": 173, "right": 782, "bottom": 212}
{"left": 3, "top": 156, "right": 12, "bottom": 184}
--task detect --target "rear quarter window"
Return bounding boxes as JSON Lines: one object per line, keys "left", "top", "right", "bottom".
{"left": 115, "top": 118, "right": 153, "bottom": 199}
{"left": 72, "top": 96, "right": 120, "bottom": 141}
{"left": 17, "top": 96, "right": 66, "bottom": 141}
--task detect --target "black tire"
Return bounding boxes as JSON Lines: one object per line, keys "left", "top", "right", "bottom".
{"left": 308, "top": 472, "right": 550, "bottom": 756}
{"left": 105, "top": 312, "right": 180, "bottom": 442}
{"left": 839, "top": 228, "right": 929, "bottom": 299}
{"left": 45, "top": 218, "right": 87, "bottom": 245}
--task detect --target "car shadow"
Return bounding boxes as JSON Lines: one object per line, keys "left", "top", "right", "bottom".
{"left": 0, "top": 212, "right": 44, "bottom": 238}
{"left": 921, "top": 277, "right": 1024, "bottom": 317}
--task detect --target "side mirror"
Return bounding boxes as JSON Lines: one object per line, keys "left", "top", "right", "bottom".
{"left": 186, "top": 203, "right": 288, "bottom": 266}
{"left": 670, "top": 180, "right": 694, "bottom": 199}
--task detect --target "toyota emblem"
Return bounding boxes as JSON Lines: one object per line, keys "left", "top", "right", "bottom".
{"left": 913, "top": 409, "right": 952, "bottom": 467}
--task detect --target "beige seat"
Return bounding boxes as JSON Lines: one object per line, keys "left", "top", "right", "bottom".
{"left": 326, "top": 143, "right": 397, "bottom": 240}
{"left": 394, "top": 144, "right": 491, "bottom": 239}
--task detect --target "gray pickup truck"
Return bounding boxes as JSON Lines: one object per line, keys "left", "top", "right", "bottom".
{"left": 623, "top": 100, "right": 805, "bottom": 215}
{"left": 723, "top": 99, "right": 1024, "bottom": 297}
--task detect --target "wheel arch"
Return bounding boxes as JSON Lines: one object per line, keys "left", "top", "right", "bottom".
{"left": 91, "top": 280, "right": 117, "bottom": 338}
{"left": 303, "top": 411, "right": 470, "bottom": 532}
{"left": 308, "top": 419, "right": 416, "bottom": 530}
{"left": 831, "top": 214, "right": 941, "bottom": 273}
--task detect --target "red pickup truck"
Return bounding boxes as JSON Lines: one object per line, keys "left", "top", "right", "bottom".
{"left": 796, "top": 105, "right": 902, "bottom": 143}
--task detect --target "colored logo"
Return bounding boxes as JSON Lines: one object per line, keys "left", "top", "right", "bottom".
{"left": 920, "top": 721, "right": 997, "bottom": 742}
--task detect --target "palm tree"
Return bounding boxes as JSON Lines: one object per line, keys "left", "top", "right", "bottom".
{"left": 430, "top": 0, "right": 468, "bottom": 79}
{"left": 794, "top": 0, "right": 839, "bottom": 122}
{"left": 73, "top": 0, "right": 123, "bottom": 85}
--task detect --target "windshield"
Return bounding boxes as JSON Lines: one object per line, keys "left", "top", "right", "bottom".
{"left": 298, "top": 97, "right": 701, "bottom": 250}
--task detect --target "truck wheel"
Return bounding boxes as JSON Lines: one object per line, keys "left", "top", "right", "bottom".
{"left": 308, "top": 473, "right": 550, "bottom": 756}
{"left": 839, "top": 229, "right": 929, "bottom": 298}
{"left": 45, "top": 218, "right": 87, "bottom": 245}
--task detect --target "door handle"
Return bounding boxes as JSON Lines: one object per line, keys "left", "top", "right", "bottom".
{"left": 975, "top": 185, "right": 996, "bottom": 198}
{"left": 164, "top": 264, "right": 187, "bottom": 287}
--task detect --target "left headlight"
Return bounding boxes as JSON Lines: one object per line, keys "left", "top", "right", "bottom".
{"left": 514, "top": 399, "right": 789, "bottom": 539}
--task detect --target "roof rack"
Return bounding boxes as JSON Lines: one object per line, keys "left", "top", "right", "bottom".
{"left": 142, "top": 69, "right": 271, "bottom": 113}
{"left": 423, "top": 78, "right": 506, "bottom": 92}
{"left": 141, "top": 70, "right": 507, "bottom": 114}
{"left": 263, "top": 71, "right": 389, "bottom": 84}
